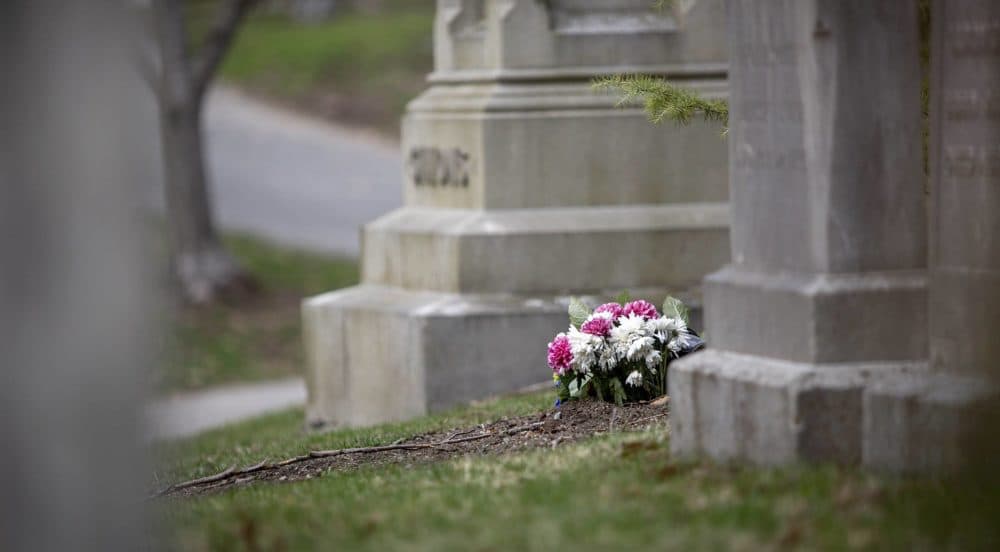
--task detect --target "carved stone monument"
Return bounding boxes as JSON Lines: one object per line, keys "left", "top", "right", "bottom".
{"left": 863, "top": 0, "right": 1000, "bottom": 473}
{"left": 304, "top": 0, "right": 731, "bottom": 427}
{"left": 670, "top": 0, "right": 928, "bottom": 466}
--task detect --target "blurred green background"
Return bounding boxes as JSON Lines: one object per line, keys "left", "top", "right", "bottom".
{"left": 189, "top": 0, "right": 435, "bottom": 136}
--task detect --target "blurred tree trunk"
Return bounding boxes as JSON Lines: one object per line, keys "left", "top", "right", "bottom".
{"left": 153, "top": 0, "right": 258, "bottom": 304}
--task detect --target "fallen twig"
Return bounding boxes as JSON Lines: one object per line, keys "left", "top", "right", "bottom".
{"left": 153, "top": 465, "right": 236, "bottom": 497}
{"left": 153, "top": 421, "right": 546, "bottom": 498}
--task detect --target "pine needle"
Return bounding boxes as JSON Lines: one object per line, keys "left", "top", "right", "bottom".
{"left": 593, "top": 74, "right": 729, "bottom": 132}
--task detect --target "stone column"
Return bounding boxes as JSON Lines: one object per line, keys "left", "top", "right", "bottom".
{"left": 670, "top": 0, "right": 927, "bottom": 466}
{"left": 304, "top": 0, "right": 732, "bottom": 428}
{"left": 863, "top": 0, "right": 1000, "bottom": 473}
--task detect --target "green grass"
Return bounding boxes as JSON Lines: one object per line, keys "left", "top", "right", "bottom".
{"left": 154, "top": 391, "right": 553, "bottom": 483}
{"left": 159, "top": 234, "right": 358, "bottom": 393}
{"left": 190, "top": 1, "right": 436, "bottom": 134}
{"left": 158, "top": 393, "right": 1000, "bottom": 551}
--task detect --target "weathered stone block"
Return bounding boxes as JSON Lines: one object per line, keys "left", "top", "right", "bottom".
{"left": 863, "top": 374, "right": 998, "bottom": 474}
{"left": 670, "top": 350, "right": 926, "bottom": 466}
{"left": 704, "top": 267, "right": 927, "bottom": 364}
{"left": 306, "top": 285, "right": 704, "bottom": 428}
{"left": 361, "top": 205, "right": 730, "bottom": 294}
{"left": 402, "top": 80, "right": 729, "bottom": 210}
{"left": 304, "top": 285, "right": 563, "bottom": 427}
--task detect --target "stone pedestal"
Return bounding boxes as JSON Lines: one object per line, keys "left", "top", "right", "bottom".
{"left": 305, "top": 0, "right": 731, "bottom": 428}
{"left": 862, "top": 0, "right": 1000, "bottom": 473}
{"left": 670, "top": 0, "right": 928, "bottom": 466}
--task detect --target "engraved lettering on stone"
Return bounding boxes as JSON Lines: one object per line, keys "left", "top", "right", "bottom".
{"left": 950, "top": 19, "right": 1000, "bottom": 56}
{"left": 944, "top": 145, "right": 1000, "bottom": 179}
{"left": 408, "top": 147, "right": 471, "bottom": 187}
{"left": 944, "top": 89, "right": 1000, "bottom": 120}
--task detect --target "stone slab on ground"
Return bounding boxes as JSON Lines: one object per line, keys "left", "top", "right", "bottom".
{"left": 863, "top": 374, "right": 999, "bottom": 474}
{"left": 304, "top": 284, "right": 700, "bottom": 428}
{"left": 669, "top": 350, "right": 927, "bottom": 466}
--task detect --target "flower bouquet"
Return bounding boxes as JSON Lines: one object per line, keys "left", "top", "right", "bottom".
{"left": 547, "top": 295, "right": 704, "bottom": 405}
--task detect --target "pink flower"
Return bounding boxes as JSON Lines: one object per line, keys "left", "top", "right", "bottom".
{"left": 594, "top": 302, "right": 624, "bottom": 320}
{"left": 547, "top": 333, "right": 573, "bottom": 376}
{"left": 581, "top": 315, "right": 613, "bottom": 337}
{"left": 623, "top": 300, "right": 659, "bottom": 320}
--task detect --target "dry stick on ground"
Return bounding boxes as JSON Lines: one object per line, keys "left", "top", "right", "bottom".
{"left": 153, "top": 421, "right": 546, "bottom": 498}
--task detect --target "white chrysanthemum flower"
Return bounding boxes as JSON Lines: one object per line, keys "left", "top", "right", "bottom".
{"left": 627, "top": 336, "right": 656, "bottom": 361}
{"left": 567, "top": 326, "right": 604, "bottom": 375}
{"left": 667, "top": 337, "right": 682, "bottom": 353}
{"left": 644, "top": 348, "right": 662, "bottom": 370}
{"left": 597, "top": 344, "right": 618, "bottom": 373}
{"left": 610, "top": 313, "right": 649, "bottom": 361}
{"left": 646, "top": 316, "right": 685, "bottom": 342}
{"left": 625, "top": 370, "right": 643, "bottom": 387}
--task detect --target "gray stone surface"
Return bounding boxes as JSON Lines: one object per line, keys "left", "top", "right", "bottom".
{"left": 708, "top": 0, "right": 926, "bottom": 358}
{"left": 362, "top": 205, "right": 729, "bottom": 294}
{"left": 928, "top": 0, "right": 1000, "bottom": 377}
{"left": 304, "top": 286, "right": 565, "bottom": 426}
{"left": 671, "top": 0, "right": 928, "bottom": 466}
{"left": 305, "top": 0, "right": 732, "bottom": 427}
{"left": 860, "top": 0, "right": 1000, "bottom": 474}
{"left": 432, "top": 0, "right": 727, "bottom": 80}
{"left": 863, "top": 374, "right": 997, "bottom": 474}
{"left": 671, "top": 351, "right": 925, "bottom": 466}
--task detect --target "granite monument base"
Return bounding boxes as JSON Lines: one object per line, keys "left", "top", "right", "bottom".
{"left": 669, "top": 350, "right": 927, "bottom": 466}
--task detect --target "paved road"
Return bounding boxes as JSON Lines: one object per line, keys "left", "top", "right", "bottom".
{"left": 146, "top": 378, "right": 306, "bottom": 441}
{"left": 145, "top": 86, "right": 403, "bottom": 256}
{"left": 205, "top": 87, "right": 403, "bottom": 255}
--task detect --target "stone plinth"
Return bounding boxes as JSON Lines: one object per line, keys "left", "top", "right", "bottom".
{"left": 305, "top": 0, "right": 731, "bottom": 428}
{"left": 670, "top": 0, "right": 927, "bottom": 466}
{"left": 862, "top": 0, "right": 1000, "bottom": 473}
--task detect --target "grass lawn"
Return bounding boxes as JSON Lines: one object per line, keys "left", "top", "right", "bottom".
{"left": 158, "top": 234, "right": 358, "bottom": 393}
{"left": 157, "top": 392, "right": 1000, "bottom": 551}
{"left": 190, "top": 0, "right": 435, "bottom": 136}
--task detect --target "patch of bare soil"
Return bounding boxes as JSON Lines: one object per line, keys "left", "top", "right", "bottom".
{"left": 157, "top": 399, "right": 668, "bottom": 498}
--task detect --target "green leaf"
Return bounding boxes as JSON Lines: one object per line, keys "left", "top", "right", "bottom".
{"left": 611, "top": 378, "right": 626, "bottom": 407}
{"left": 568, "top": 297, "right": 591, "bottom": 329}
{"left": 662, "top": 296, "right": 690, "bottom": 326}
{"left": 568, "top": 377, "right": 580, "bottom": 398}
{"left": 614, "top": 290, "right": 631, "bottom": 305}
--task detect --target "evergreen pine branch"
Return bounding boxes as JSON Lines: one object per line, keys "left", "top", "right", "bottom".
{"left": 593, "top": 74, "right": 729, "bottom": 132}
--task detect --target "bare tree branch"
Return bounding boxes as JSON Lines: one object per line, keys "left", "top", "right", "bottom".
{"left": 191, "top": 0, "right": 259, "bottom": 101}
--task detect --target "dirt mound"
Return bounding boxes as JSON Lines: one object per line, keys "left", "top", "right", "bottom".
{"left": 158, "top": 399, "right": 668, "bottom": 498}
